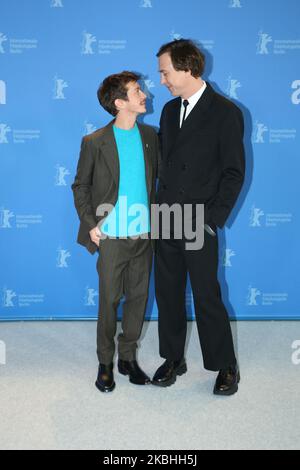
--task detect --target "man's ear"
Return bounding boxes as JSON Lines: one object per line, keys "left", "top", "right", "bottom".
{"left": 114, "top": 98, "right": 124, "bottom": 113}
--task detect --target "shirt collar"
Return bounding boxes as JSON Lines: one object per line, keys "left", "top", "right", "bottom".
{"left": 182, "top": 80, "right": 207, "bottom": 108}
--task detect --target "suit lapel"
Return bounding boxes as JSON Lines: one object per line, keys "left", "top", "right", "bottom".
{"left": 99, "top": 120, "right": 120, "bottom": 188}
{"left": 99, "top": 120, "right": 152, "bottom": 194}
{"left": 165, "top": 98, "right": 181, "bottom": 157}
{"left": 167, "top": 82, "right": 215, "bottom": 154}
{"left": 137, "top": 122, "right": 152, "bottom": 194}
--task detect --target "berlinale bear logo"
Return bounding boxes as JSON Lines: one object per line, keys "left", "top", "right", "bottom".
{"left": 291, "top": 80, "right": 300, "bottom": 105}
{"left": 0, "top": 80, "right": 6, "bottom": 104}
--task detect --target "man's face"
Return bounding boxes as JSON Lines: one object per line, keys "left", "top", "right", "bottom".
{"left": 158, "top": 52, "right": 190, "bottom": 97}
{"left": 116, "top": 81, "right": 147, "bottom": 115}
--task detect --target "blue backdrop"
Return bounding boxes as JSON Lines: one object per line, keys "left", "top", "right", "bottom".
{"left": 1, "top": 0, "right": 299, "bottom": 321}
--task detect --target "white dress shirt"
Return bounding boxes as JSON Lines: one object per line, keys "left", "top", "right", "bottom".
{"left": 179, "top": 80, "right": 207, "bottom": 127}
{"left": 179, "top": 80, "right": 216, "bottom": 234}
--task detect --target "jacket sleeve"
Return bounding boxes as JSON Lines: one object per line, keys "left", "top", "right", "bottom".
{"left": 71, "top": 136, "right": 97, "bottom": 231}
{"left": 209, "top": 105, "right": 245, "bottom": 228}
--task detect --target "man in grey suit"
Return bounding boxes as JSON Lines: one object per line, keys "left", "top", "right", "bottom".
{"left": 72, "top": 71, "right": 158, "bottom": 392}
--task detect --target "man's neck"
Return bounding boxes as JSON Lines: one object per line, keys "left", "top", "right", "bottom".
{"left": 181, "top": 78, "right": 204, "bottom": 100}
{"left": 114, "top": 112, "right": 137, "bottom": 130}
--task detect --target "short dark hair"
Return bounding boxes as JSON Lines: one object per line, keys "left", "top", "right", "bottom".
{"left": 97, "top": 71, "right": 141, "bottom": 116}
{"left": 156, "top": 39, "right": 205, "bottom": 78}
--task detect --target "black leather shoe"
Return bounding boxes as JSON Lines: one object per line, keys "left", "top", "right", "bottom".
{"left": 152, "top": 358, "right": 187, "bottom": 387}
{"left": 95, "top": 363, "right": 115, "bottom": 393}
{"left": 213, "top": 364, "right": 240, "bottom": 396}
{"left": 118, "top": 359, "right": 151, "bottom": 385}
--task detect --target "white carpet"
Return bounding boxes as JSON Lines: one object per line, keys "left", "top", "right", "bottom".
{"left": 0, "top": 321, "right": 299, "bottom": 450}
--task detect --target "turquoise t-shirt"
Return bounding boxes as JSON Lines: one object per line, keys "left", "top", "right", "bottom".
{"left": 101, "top": 123, "right": 150, "bottom": 237}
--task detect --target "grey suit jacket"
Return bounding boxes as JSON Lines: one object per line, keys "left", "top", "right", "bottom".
{"left": 71, "top": 120, "right": 159, "bottom": 255}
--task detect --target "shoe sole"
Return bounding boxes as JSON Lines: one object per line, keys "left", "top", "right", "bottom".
{"left": 118, "top": 365, "right": 151, "bottom": 385}
{"left": 95, "top": 380, "right": 115, "bottom": 393}
{"left": 152, "top": 362, "right": 187, "bottom": 388}
{"left": 213, "top": 372, "right": 240, "bottom": 396}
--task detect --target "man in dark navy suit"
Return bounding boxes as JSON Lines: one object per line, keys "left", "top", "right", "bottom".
{"left": 152, "top": 39, "right": 245, "bottom": 395}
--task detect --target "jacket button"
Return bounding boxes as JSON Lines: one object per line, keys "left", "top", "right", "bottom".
{"left": 162, "top": 184, "right": 167, "bottom": 190}
{"left": 182, "top": 164, "right": 187, "bottom": 171}
{"left": 179, "top": 188, "right": 185, "bottom": 195}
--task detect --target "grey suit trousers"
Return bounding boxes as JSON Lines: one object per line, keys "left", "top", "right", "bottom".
{"left": 96, "top": 236, "right": 152, "bottom": 365}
